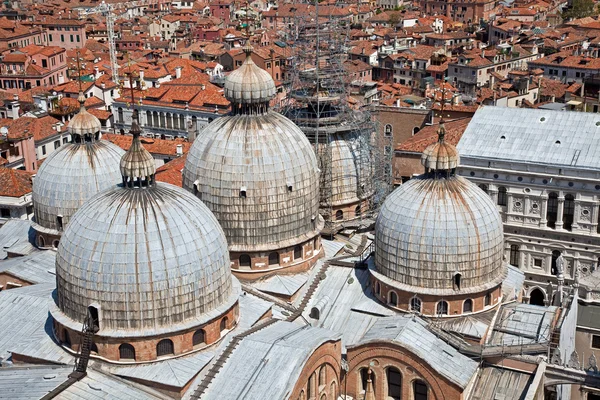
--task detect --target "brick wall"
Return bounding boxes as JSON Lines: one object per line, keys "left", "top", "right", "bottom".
{"left": 289, "top": 339, "right": 343, "bottom": 400}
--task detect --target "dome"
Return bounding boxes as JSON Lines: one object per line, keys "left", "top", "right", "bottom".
{"left": 224, "top": 46, "right": 276, "bottom": 106}
{"left": 53, "top": 125, "right": 237, "bottom": 335}
{"left": 374, "top": 175, "right": 504, "bottom": 293}
{"left": 32, "top": 96, "right": 124, "bottom": 239}
{"left": 183, "top": 112, "right": 322, "bottom": 252}
{"left": 119, "top": 112, "right": 155, "bottom": 183}
{"left": 69, "top": 92, "right": 101, "bottom": 135}
{"left": 421, "top": 122, "right": 459, "bottom": 171}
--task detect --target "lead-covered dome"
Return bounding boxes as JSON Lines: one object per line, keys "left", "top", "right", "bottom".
{"left": 224, "top": 45, "right": 276, "bottom": 105}
{"left": 52, "top": 118, "right": 237, "bottom": 335}
{"left": 183, "top": 112, "right": 321, "bottom": 251}
{"left": 374, "top": 123, "right": 504, "bottom": 294}
{"left": 32, "top": 94, "right": 124, "bottom": 243}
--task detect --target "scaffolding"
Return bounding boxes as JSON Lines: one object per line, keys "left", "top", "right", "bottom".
{"left": 277, "top": 0, "right": 392, "bottom": 236}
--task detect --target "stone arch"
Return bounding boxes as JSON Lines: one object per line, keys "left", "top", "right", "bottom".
{"left": 119, "top": 343, "right": 136, "bottom": 360}
{"left": 529, "top": 287, "right": 546, "bottom": 306}
{"left": 463, "top": 299, "right": 473, "bottom": 313}
{"left": 156, "top": 339, "right": 174, "bottom": 357}
{"left": 268, "top": 252, "right": 280, "bottom": 266}
{"left": 388, "top": 290, "right": 398, "bottom": 307}
{"left": 239, "top": 254, "right": 251, "bottom": 269}
{"left": 410, "top": 296, "right": 422, "bottom": 313}
{"left": 220, "top": 316, "right": 229, "bottom": 332}
{"left": 192, "top": 329, "right": 205, "bottom": 347}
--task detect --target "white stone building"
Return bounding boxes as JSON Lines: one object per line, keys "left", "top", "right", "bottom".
{"left": 457, "top": 107, "right": 600, "bottom": 306}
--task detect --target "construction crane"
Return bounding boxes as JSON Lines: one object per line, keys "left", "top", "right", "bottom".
{"left": 81, "top": 1, "right": 119, "bottom": 85}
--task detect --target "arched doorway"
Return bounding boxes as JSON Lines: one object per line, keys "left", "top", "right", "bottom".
{"left": 529, "top": 288, "right": 545, "bottom": 306}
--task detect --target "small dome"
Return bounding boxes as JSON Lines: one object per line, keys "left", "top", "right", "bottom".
{"left": 375, "top": 176, "right": 504, "bottom": 293}
{"left": 183, "top": 112, "right": 322, "bottom": 252}
{"left": 421, "top": 141, "right": 460, "bottom": 171}
{"left": 69, "top": 93, "right": 101, "bottom": 136}
{"left": 54, "top": 182, "right": 236, "bottom": 333}
{"left": 32, "top": 140, "right": 124, "bottom": 235}
{"left": 421, "top": 122, "right": 459, "bottom": 171}
{"left": 120, "top": 112, "right": 156, "bottom": 186}
{"left": 224, "top": 47, "right": 276, "bottom": 105}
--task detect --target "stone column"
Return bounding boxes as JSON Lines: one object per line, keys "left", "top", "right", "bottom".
{"left": 556, "top": 196, "right": 565, "bottom": 230}
{"left": 573, "top": 199, "right": 581, "bottom": 230}
{"left": 540, "top": 195, "right": 548, "bottom": 226}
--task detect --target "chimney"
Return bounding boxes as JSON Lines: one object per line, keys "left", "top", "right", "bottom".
{"left": 94, "top": 65, "right": 99, "bottom": 78}
{"left": 13, "top": 94, "right": 18, "bottom": 101}
{"left": 201, "top": 84, "right": 205, "bottom": 90}
{"left": 176, "top": 143, "right": 183, "bottom": 155}
{"left": 139, "top": 69, "right": 145, "bottom": 81}
{"left": 175, "top": 66, "right": 182, "bottom": 79}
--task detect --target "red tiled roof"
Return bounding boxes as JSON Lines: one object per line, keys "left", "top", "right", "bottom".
{"left": 396, "top": 118, "right": 472, "bottom": 152}
{"left": 155, "top": 153, "right": 186, "bottom": 187}
{"left": 103, "top": 134, "right": 191, "bottom": 156}
{"left": 0, "top": 167, "right": 32, "bottom": 198}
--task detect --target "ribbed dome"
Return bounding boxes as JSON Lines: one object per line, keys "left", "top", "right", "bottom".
{"left": 374, "top": 175, "right": 504, "bottom": 293}
{"left": 183, "top": 112, "right": 322, "bottom": 252}
{"left": 32, "top": 140, "right": 124, "bottom": 235}
{"left": 119, "top": 132, "right": 155, "bottom": 182}
{"left": 324, "top": 133, "right": 373, "bottom": 207}
{"left": 69, "top": 93, "right": 101, "bottom": 136}
{"left": 421, "top": 141, "right": 460, "bottom": 171}
{"left": 54, "top": 182, "right": 236, "bottom": 334}
{"left": 224, "top": 47, "right": 276, "bottom": 105}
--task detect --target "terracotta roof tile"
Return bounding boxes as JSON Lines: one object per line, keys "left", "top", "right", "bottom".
{"left": 397, "top": 118, "right": 471, "bottom": 152}
{"left": 0, "top": 167, "right": 32, "bottom": 197}
{"left": 103, "top": 134, "right": 191, "bottom": 156}
{"left": 155, "top": 153, "right": 186, "bottom": 187}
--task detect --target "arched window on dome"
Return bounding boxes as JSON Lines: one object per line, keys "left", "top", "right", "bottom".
{"left": 239, "top": 254, "right": 251, "bottom": 269}
{"left": 410, "top": 297, "right": 421, "bottom": 313}
{"left": 192, "top": 329, "right": 205, "bottom": 348}
{"left": 319, "top": 365, "right": 326, "bottom": 386}
{"left": 268, "top": 252, "right": 279, "bottom": 266}
{"left": 294, "top": 245, "right": 302, "bottom": 260}
{"left": 355, "top": 205, "right": 362, "bottom": 217}
{"left": 384, "top": 124, "right": 393, "bottom": 137}
{"left": 119, "top": 343, "right": 136, "bottom": 360}
{"left": 375, "top": 281, "right": 380, "bottom": 295}
{"left": 436, "top": 301, "right": 448, "bottom": 315}
{"left": 388, "top": 291, "right": 398, "bottom": 307}
{"left": 87, "top": 305, "right": 99, "bottom": 331}
{"left": 413, "top": 380, "right": 429, "bottom": 400}
{"left": 56, "top": 215, "right": 63, "bottom": 231}
{"left": 453, "top": 273, "right": 461, "bottom": 291}
{"left": 220, "top": 317, "right": 229, "bottom": 332}
{"left": 485, "top": 293, "right": 492, "bottom": 307}
{"left": 386, "top": 366, "right": 402, "bottom": 399}
{"left": 90, "top": 342, "right": 98, "bottom": 354}
{"left": 497, "top": 187, "right": 507, "bottom": 207}
{"left": 335, "top": 210, "right": 343, "bottom": 220}
{"left": 463, "top": 299, "right": 473, "bottom": 313}
{"left": 37, "top": 235, "right": 45, "bottom": 248}
{"left": 156, "top": 339, "right": 174, "bottom": 357}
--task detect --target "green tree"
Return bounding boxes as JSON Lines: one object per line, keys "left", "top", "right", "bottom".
{"left": 561, "top": 0, "right": 596, "bottom": 20}
{"left": 388, "top": 12, "right": 401, "bottom": 28}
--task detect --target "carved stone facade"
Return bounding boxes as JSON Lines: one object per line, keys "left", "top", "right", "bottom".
{"left": 458, "top": 159, "right": 600, "bottom": 304}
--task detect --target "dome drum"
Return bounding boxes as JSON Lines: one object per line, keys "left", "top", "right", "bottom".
{"left": 229, "top": 235, "right": 323, "bottom": 281}
{"left": 52, "top": 298, "right": 239, "bottom": 363}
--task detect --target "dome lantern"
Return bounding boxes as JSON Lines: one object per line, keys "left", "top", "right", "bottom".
{"left": 69, "top": 91, "right": 102, "bottom": 143}
{"left": 223, "top": 44, "right": 277, "bottom": 116}
{"left": 119, "top": 109, "right": 156, "bottom": 188}
{"left": 420, "top": 121, "right": 460, "bottom": 177}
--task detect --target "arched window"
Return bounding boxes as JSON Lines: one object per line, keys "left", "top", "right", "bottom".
{"left": 119, "top": 343, "right": 136, "bottom": 360}
{"left": 547, "top": 192, "right": 558, "bottom": 228}
{"left": 410, "top": 297, "right": 421, "bottom": 313}
{"left": 239, "top": 254, "right": 251, "bottom": 269}
{"left": 389, "top": 291, "right": 398, "bottom": 307}
{"left": 564, "top": 194, "right": 575, "bottom": 231}
{"left": 220, "top": 317, "right": 228, "bottom": 332}
{"left": 551, "top": 250, "right": 561, "bottom": 275}
{"left": 294, "top": 245, "right": 302, "bottom": 260}
{"left": 268, "top": 252, "right": 279, "bottom": 266}
{"left": 510, "top": 245, "right": 520, "bottom": 267}
{"left": 485, "top": 293, "right": 492, "bottom": 306}
{"left": 146, "top": 110, "right": 152, "bottom": 127}
{"left": 463, "top": 299, "right": 473, "bottom": 313}
{"left": 56, "top": 216, "right": 63, "bottom": 231}
{"left": 117, "top": 107, "right": 123, "bottom": 123}
{"left": 529, "top": 288, "right": 545, "bottom": 306}
{"left": 437, "top": 301, "right": 448, "bottom": 315}
{"left": 335, "top": 210, "right": 343, "bottom": 220}
{"left": 192, "top": 329, "right": 205, "bottom": 347}
{"left": 413, "top": 380, "right": 428, "bottom": 400}
{"left": 166, "top": 112, "right": 172, "bottom": 129}
{"left": 375, "top": 281, "right": 380, "bottom": 295}
{"left": 330, "top": 381, "right": 337, "bottom": 398}
{"left": 453, "top": 273, "right": 461, "bottom": 290}
{"left": 87, "top": 305, "right": 99, "bottom": 331}
{"left": 308, "top": 372, "right": 316, "bottom": 398}
{"left": 90, "top": 342, "right": 98, "bottom": 354}
{"left": 497, "top": 187, "right": 507, "bottom": 206}
{"left": 412, "top": 126, "right": 420, "bottom": 135}
{"left": 384, "top": 124, "right": 392, "bottom": 137}
{"left": 156, "top": 339, "right": 174, "bottom": 357}
{"left": 38, "top": 235, "right": 45, "bottom": 248}
{"left": 478, "top": 183, "right": 488, "bottom": 194}
{"left": 318, "top": 365, "right": 326, "bottom": 386}
{"left": 153, "top": 111, "right": 159, "bottom": 127}
{"left": 360, "top": 368, "right": 375, "bottom": 394}
{"left": 355, "top": 205, "right": 361, "bottom": 217}
{"left": 63, "top": 330, "right": 71, "bottom": 348}
{"left": 387, "top": 367, "right": 402, "bottom": 399}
